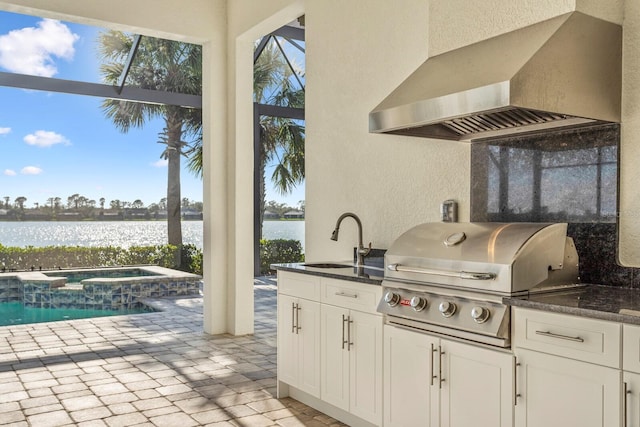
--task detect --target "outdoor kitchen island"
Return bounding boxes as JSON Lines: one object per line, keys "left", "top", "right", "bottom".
{"left": 274, "top": 223, "right": 640, "bottom": 427}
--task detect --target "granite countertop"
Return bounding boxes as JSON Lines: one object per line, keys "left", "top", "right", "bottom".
{"left": 505, "top": 284, "right": 640, "bottom": 325}
{"left": 272, "top": 262, "right": 384, "bottom": 286}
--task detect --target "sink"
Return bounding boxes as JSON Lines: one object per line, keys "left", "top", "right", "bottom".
{"left": 302, "top": 262, "right": 353, "bottom": 269}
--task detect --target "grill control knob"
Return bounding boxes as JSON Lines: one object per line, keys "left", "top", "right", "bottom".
{"left": 438, "top": 301, "right": 457, "bottom": 317}
{"left": 471, "top": 306, "right": 490, "bottom": 324}
{"left": 410, "top": 296, "right": 427, "bottom": 312}
{"left": 384, "top": 291, "right": 401, "bottom": 307}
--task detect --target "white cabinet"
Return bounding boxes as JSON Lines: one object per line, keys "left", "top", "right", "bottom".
{"left": 383, "top": 324, "right": 439, "bottom": 427}
{"left": 514, "top": 348, "right": 621, "bottom": 427}
{"left": 277, "top": 272, "right": 322, "bottom": 398}
{"left": 383, "top": 324, "right": 514, "bottom": 427}
{"left": 278, "top": 293, "right": 321, "bottom": 397}
{"left": 624, "top": 324, "right": 640, "bottom": 427}
{"left": 513, "top": 307, "right": 622, "bottom": 427}
{"left": 625, "top": 371, "right": 640, "bottom": 427}
{"left": 440, "top": 339, "right": 514, "bottom": 427}
{"left": 277, "top": 271, "right": 382, "bottom": 427}
{"left": 321, "top": 282, "right": 383, "bottom": 426}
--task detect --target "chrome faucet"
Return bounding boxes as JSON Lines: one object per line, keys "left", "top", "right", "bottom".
{"left": 330, "top": 212, "right": 371, "bottom": 266}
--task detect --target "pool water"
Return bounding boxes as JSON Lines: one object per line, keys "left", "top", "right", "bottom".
{"left": 0, "top": 302, "right": 153, "bottom": 326}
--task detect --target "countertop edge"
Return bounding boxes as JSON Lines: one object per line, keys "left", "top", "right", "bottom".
{"left": 504, "top": 285, "right": 640, "bottom": 326}
{"left": 272, "top": 263, "right": 383, "bottom": 286}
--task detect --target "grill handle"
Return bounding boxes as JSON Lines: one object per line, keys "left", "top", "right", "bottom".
{"left": 387, "top": 263, "right": 496, "bottom": 280}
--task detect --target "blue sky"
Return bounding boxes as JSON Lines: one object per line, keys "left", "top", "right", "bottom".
{"left": 0, "top": 11, "right": 305, "bottom": 209}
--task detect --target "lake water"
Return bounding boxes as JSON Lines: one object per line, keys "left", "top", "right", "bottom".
{"left": 0, "top": 220, "right": 305, "bottom": 250}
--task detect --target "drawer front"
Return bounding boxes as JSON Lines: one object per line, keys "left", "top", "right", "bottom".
{"left": 624, "top": 324, "right": 640, "bottom": 373}
{"left": 513, "top": 307, "right": 621, "bottom": 368}
{"left": 278, "top": 271, "right": 321, "bottom": 301}
{"left": 321, "top": 278, "right": 382, "bottom": 313}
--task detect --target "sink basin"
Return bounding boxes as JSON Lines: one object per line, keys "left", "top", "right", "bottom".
{"left": 302, "top": 262, "right": 353, "bottom": 269}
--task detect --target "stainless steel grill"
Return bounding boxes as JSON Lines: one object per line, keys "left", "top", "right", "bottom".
{"left": 377, "top": 222, "right": 579, "bottom": 347}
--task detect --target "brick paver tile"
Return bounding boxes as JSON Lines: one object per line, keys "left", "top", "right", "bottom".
{"left": 90, "top": 382, "right": 128, "bottom": 396}
{"left": 26, "top": 409, "right": 74, "bottom": 427}
{"left": 248, "top": 398, "right": 287, "bottom": 413}
{"left": 61, "top": 395, "right": 103, "bottom": 411}
{"left": 0, "top": 410, "right": 26, "bottom": 425}
{"left": 142, "top": 404, "right": 181, "bottom": 418}
{"left": 132, "top": 396, "right": 172, "bottom": 411}
{"left": 23, "top": 403, "right": 65, "bottom": 416}
{"left": 104, "top": 412, "right": 147, "bottom": 427}
{"left": 107, "top": 402, "right": 137, "bottom": 415}
{"left": 156, "top": 383, "right": 192, "bottom": 396}
{"left": 233, "top": 414, "right": 277, "bottom": 427}
{"left": 149, "top": 412, "right": 199, "bottom": 427}
{"left": 191, "top": 408, "right": 232, "bottom": 424}
{"left": 20, "top": 395, "right": 61, "bottom": 410}
{"left": 70, "top": 406, "right": 112, "bottom": 423}
{"left": 0, "top": 391, "right": 28, "bottom": 404}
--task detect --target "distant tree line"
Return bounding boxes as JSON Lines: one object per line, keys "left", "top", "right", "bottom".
{"left": 0, "top": 194, "right": 203, "bottom": 221}
{"left": 264, "top": 200, "right": 305, "bottom": 219}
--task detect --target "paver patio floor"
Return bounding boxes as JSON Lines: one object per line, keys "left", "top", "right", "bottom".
{"left": 0, "top": 279, "right": 346, "bottom": 427}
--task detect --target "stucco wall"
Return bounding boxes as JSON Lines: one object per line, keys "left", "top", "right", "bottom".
{"left": 303, "top": 0, "right": 469, "bottom": 261}
{"left": 619, "top": 0, "right": 640, "bottom": 266}
{"left": 0, "top": 0, "right": 218, "bottom": 42}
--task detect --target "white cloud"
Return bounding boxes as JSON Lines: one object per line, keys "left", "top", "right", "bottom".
{"left": 0, "top": 127, "right": 10, "bottom": 136}
{"left": 23, "top": 130, "right": 70, "bottom": 147}
{"left": 4, "top": 169, "right": 16, "bottom": 176}
{"left": 0, "top": 19, "right": 79, "bottom": 77}
{"left": 21, "top": 166, "right": 43, "bottom": 175}
{"left": 152, "top": 159, "right": 168, "bottom": 168}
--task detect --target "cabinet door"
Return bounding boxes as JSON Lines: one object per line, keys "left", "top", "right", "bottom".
{"left": 626, "top": 371, "right": 640, "bottom": 427}
{"left": 349, "top": 310, "right": 383, "bottom": 426}
{"left": 297, "top": 298, "right": 321, "bottom": 397}
{"left": 321, "top": 304, "right": 350, "bottom": 411}
{"left": 277, "top": 295, "right": 320, "bottom": 397}
{"left": 383, "top": 325, "right": 439, "bottom": 427}
{"left": 277, "top": 294, "right": 298, "bottom": 387}
{"left": 515, "top": 348, "right": 621, "bottom": 427}
{"left": 440, "top": 340, "right": 513, "bottom": 427}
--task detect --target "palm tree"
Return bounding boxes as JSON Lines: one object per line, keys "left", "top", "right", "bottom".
{"left": 185, "top": 39, "right": 305, "bottom": 228}
{"left": 253, "top": 41, "right": 305, "bottom": 235}
{"left": 15, "top": 196, "right": 26, "bottom": 210}
{"left": 98, "top": 31, "right": 202, "bottom": 247}
{"left": 67, "top": 193, "right": 79, "bottom": 210}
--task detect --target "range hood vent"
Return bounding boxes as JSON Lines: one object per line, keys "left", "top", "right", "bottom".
{"left": 369, "top": 12, "right": 622, "bottom": 142}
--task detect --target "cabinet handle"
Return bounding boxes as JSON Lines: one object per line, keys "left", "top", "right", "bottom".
{"left": 291, "top": 302, "right": 296, "bottom": 333}
{"left": 430, "top": 343, "right": 437, "bottom": 386}
{"left": 514, "top": 358, "right": 521, "bottom": 406}
{"left": 625, "top": 381, "right": 630, "bottom": 427}
{"left": 295, "top": 304, "right": 301, "bottom": 334}
{"left": 335, "top": 291, "right": 358, "bottom": 299}
{"left": 342, "top": 315, "right": 348, "bottom": 349}
{"left": 439, "top": 345, "right": 445, "bottom": 389}
{"left": 535, "top": 330, "right": 584, "bottom": 343}
{"left": 347, "top": 316, "right": 354, "bottom": 351}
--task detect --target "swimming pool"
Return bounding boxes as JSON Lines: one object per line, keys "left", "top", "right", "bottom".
{"left": 0, "top": 301, "right": 154, "bottom": 326}
{"left": 0, "top": 265, "right": 202, "bottom": 325}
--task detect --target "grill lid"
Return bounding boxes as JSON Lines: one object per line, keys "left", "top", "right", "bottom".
{"left": 384, "top": 222, "right": 577, "bottom": 294}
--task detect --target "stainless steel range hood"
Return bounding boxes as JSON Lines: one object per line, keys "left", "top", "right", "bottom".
{"left": 369, "top": 12, "right": 622, "bottom": 141}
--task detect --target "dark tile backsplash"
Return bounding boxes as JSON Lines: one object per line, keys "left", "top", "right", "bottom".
{"left": 471, "top": 124, "right": 640, "bottom": 287}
